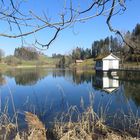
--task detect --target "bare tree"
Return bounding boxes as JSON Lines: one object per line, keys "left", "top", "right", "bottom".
{"left": 0, "top": 0, "right": 127, "bottom": 49}
{"left": 123, "top": 31, "right": 140, "bottom": 64}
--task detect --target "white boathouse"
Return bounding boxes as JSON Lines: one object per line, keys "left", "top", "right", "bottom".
{"left": 95, "top": 53, "right": 120, "bottom": 71}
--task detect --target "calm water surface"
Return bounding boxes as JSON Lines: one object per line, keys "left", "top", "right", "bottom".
{"left": 0, "top": 68, "right": 140, "bottom": 128}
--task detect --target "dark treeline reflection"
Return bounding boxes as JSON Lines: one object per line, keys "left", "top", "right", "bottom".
{"left": 52, "top": 69, "right": 93, "bottom": 85}
{"left": 123, "top": 81, "right": 140, "bottom": 106}
{"left": 72, "top": 70, "right": 93, "bottom": 84}
{"left": 118, "top": 71, "right": 140, "bottom": 82}
{"left": 3, "top": 68, "right": 49, "bottom": 85}
{"left": 0, "top": 73, "right": 6, "bottom": 85}
{"left": 117, "top": 71, "right": 140, "bottom": 106}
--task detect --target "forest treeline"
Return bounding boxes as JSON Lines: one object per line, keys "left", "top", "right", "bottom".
{"left": 55, "top": 23, "right": 140, "bottom": 67}
{"left": 14, "top": 47, "right": 41, "bottom": 60}
{"left": 0, "top": 47, "right": 44, "bottom": 65}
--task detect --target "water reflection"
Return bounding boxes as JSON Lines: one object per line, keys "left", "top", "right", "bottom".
{"left": 118, "top": 71, "right": 140, "bottom": 82}
{"left": 0, "top": 68, "right": 140, "bottom": 127}
{"left": 2, "top": 69, "right": 139, "bottom": 99}
{"left": 72, "top": 69, "right": 92, "bottom": 84}
{"left": 3, "top": 68, "right": 49, "bottom": 85}
{"left": 93, "top": 73, "right": 119, "bottom": 93}
{"left": 0, "top": 73, "right": 6, "bottom": 85}
{"left": 116, "top": 71, "right": 140, "bottom": 106}
{"left": 124, "top": 82, "right": 140, "bottom": 106}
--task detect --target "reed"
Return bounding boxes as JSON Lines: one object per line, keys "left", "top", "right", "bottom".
{"left": 52, "top": 93, "right": 139, "bottom": 140}
{"left": 0, "top": 90, "right": 140, "bottom": 140}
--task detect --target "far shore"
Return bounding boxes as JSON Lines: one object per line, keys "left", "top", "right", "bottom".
{"left": 0, "top": 60, "right": 140, "bottom": 71}
{"left": 0, "top": 63, "right": 56, "bottom": 71}
{"left": 15, "top": 65, "right": 56, "bottom": 68}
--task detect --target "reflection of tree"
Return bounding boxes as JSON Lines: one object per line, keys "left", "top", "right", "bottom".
{"left": 0, "top": 73, "right": 6, "bottom": 85}
{"left": 118, "top": 71, "right": 140, "bottom": 82}
{"left": 92, "top": 72, "right": 104, "bottom": 90}
{"left": 52, "top": 69, "right": 93, "bottom": 85}
{"left": 72, "top": 70, "right": 93, "bottom": 85}
{"left": 124, "top": 81, "right": 140, "bottom": 106}
{"left": 116, "top": 71, "right": 140, "bottom": 106}
{"left": 92, "top": 75, "right": 102, "bottom": 90}
{"left": 15, "top": 72, "right": 40, "bottom": 85}
{"left": 4, "top": 68, "right": 48, "bottom": 86}
{"left": 52, "top": 69, "right": 65, "bottom": 78}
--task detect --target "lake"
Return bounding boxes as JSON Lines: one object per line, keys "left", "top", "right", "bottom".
{"left": 0, "top": 68, "right": 140, "bottom": 129}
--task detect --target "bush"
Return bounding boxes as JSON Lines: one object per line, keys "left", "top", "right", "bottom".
{"left": 4, "top": 56, "right": 21, "bottom": 65}
{"left": 14, "top": 47, "right": 39, "bottom": 60}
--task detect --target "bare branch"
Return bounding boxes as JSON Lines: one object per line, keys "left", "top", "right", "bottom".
{"left": 106, "top": 0, "right": 134, "bottom": 52}
{"left": 0, "top": 0, "right": 130, "bottom": 49}
{"left": 35, "top": 28, "right": 61, "bottom": 48}
{"left": 0, "top": 25, "right": 47, "bottom": 38}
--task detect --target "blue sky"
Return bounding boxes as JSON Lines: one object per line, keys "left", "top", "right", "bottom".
{"left": 0, "top": 0, "right": 140, "bottom": 56}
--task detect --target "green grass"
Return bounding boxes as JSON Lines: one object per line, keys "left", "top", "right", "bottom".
{"left": 120, "top": 62, "right": 140, "bottom": 69}
{"left": 123, "top": 62, "right": 140, "bottom": 66}
{"left": 81, "top": 58, "right": 95, "bottom": 66}
{"left": 39, "top": 55, "right": 60, "bottom": 65}
{"left": 0, "top": 63, "right": 10, "bottom": 70}
{"left": 1, "top": 55, "right": 60, "bottom": 68}
{"left": 70, "top": 58, "right": 96, "bottom": 69}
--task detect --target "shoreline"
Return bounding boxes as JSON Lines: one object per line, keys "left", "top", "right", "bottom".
{"left": 0, "top": 61, "right": 140, "bottom": 71}
{"left": 0, "top": 63, "right": 56, "bottom": 69}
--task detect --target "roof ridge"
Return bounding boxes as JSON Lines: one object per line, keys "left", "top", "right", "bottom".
{"left": 95, "top": 53, "right": 119, "bottom": 60}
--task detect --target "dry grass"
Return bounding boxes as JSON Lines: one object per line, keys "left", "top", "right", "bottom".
{"left": 25, "top": 112, "right": 46, "bottom": 140}
{"left": 112, "top": 110, "right": 140, "bottom": 138}
{"left": 53, "top": 105, "right": 139, "bottom": 140}
{"left": 0, "top": 114, "right": 17, "bottom": 140}
{"left": 0, "top": 108, "right": 140, "bottom": 140}
{"left": 0, "top": 112, "right": 46, "bottom": 140}
{"left": 0, "top": 92, "right": 140, "bottom": 140}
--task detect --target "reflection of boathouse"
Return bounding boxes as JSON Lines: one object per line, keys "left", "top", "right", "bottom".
{"left": 93, "top": 73, "right": 119, "bottom": 93}
{"left": 95, "top": 53, "right": 120, "bottom": 71}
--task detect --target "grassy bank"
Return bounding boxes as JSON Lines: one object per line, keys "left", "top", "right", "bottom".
{"left": 1, "top": 56, "right": 140, "bottom": 71}
{"left": 0, "top": 56, "right": 60, "bottom": 70}
{"left": 121, "top": 62, "right": 140, "bottom": 69}
{"left": 70, "top": 58, "right": 140, "bottom": 70}
{"left": 0, "top": 63, "right": 11, "bottom": 72}
{"left": 70, "top": 58, "right": 95, "bottom": 70}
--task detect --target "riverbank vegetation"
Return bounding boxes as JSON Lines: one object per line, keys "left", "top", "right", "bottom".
{"left": 0, "top": 104, "right": 139, "bottom": 140}
{"left": 0, "top": 47, "right": 59, "bottom": 68}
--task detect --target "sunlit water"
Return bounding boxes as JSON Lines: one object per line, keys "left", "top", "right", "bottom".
{"left": 0, "top": 68, "right": 140, "bottom": 129}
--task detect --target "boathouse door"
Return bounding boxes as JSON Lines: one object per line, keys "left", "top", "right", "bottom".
{"left": 109, "top": 60, "right": 113, "bottom": 69}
